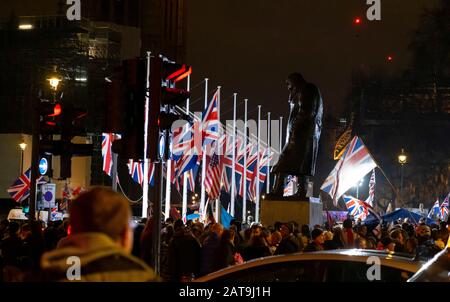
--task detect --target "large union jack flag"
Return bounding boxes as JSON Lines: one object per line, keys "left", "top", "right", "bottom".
{"left": 343, "top": 195, "right": 370, "bottom": 221}
{"left": 428, "top": 199, "right": 441, "bottom": 220}
{"left": 7, "top": 168, "right": 46, "bottom": 202}
{"left": 321, "top": 136, "right": 377, "bottom": 206}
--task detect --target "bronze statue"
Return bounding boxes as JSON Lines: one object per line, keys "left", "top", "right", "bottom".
{"left": 268, "top": 73, "right": 323, "bottom": 199}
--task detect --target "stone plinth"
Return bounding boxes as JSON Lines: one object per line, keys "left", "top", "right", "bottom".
{"left": 260, "top": 198, "right": 323, "bottom": 227}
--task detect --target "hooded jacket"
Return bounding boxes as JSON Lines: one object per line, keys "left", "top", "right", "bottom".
{"left": 40, "top": 233, "right": 159, "bottom": 282}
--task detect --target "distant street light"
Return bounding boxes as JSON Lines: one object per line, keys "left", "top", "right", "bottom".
{"left": 48, "top": 77, "right": 61, "bottom": 90}
{"left": 19, "top": 140, "right": 27, "bottom": 174}
{"left": 398, "top": 149, "right": 407, "bottom": 205}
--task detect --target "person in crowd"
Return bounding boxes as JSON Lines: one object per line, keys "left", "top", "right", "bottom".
{"left": 269, "top": 230, "right": 282, "bottom": 254}
{"left": 304, "top": 228, "right": 325, "bottom": 252}
{"left": 159, "top": 224, "right": 174, "bottom": 281}
{"left": 274, "top": 223, "right": 300, "bottom": 255}
{"left": 355, "top": 237, "right": 367, "bottom": 249}
{"left": 300, "top": 224, "right": 311, "bottom": 248}
{"left": 216, "top": 229, "right": 239, "bottom": 270}
{"left": 1, "top": 222, "right": 24, "bottom": 281}
{"left": 340, "top": 219, "right": 357, "bottom": 248}
{"left": 140, "top": 217, "right": 154, "bottom": 267}
{"left": 390, "top": 228, "right": 406, "bottom": 253}
{"left": 21, "top": 220, "right": 45, "bottom": 272}
{"left": 415, "top": 224, "right": 440, "bottom": 260}
{"left": 40, "top": 187, "right": 159, "bottom": 281}
{"left": 199, "top": 223, "right": 223, "bottom": 276}
{"left": 323, "top": 231, "right": 338, "bottom": 250}
{"left": 167, "top": 219, "right": 201, "bottom": 282}
{"left": 332, "top": 226, "right": 344, "bottom": 249}
{"left": 242, "top": 231, "right": 272, "bottom": 261}
{"left": 378, "top": 236, "right": 396, "bottom": 252}
{"left": 405, "top": 236, "right": 418, "bottom": 255}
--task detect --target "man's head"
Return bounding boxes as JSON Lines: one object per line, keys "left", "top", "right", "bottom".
{"left": 70, "top": 187, "right": 133, "bottom": 253}
{"left": 280, "top": 223, "right": 293, "bottom": 238}
{"left": 311, "top": 228, "right": 325, "bottom": 245}
{"left": 286, "top": 72, "right": 306, "bottom": 98}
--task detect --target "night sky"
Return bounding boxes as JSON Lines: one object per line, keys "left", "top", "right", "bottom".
{"left": 186, "top": 0, "right": 439, "bottom": 121}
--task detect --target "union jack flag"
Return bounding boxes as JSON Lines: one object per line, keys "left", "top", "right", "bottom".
{"left": 202, "top": 89, "right": 220, "bottom": 146}
{"left": 7, "top": 168, "right": 46, "bottom": 202}
{"left": 428, "top": 199, "right": 441, "bottom": 220}
{"left": 248, "top": 148, "right": 273, "bottom": 201}
{"left": 365, "top": 169, "right": 376, "bottom": 207}
{"left": 440, "top": 193, "right": 449, "bottom": 221}
{"left": 343, "top": 195, "right": 370, "bottom": 221}
{"left": 102, "top": 133, "right": 115, "bottom": 176}
{"left": 127, "top": 160, "right": 155, "bottom": 186}
{"left": 321, "top": 136, "right": 377, "bottom": 206}
{"left": 172, "top": 120, "right": 202, "bottom": 179}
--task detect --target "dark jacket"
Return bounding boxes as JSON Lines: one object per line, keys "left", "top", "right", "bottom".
{"left": 272, "top": 82, "right": 323, "bottom": 176}
{"left": 40, "top": 233, "right": 159, "bottom": 282}
{"left": 274, "top": 234, "right": 300, "bottom": 255}
{"left": 216, "top": 241, "right": 236, "bottom": 270}
{"left": 199, "top": 233, "right": 221, "bottom": 276}
{"left": 168, "top": 229, "right": 201, "bottom": 281}
{"left": 242, "top": 242, "right": 271, "bottom": 261}
{"left": 304, "top": 242, "right": 324, "bottom": 252}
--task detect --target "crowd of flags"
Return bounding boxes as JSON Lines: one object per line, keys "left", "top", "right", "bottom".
{"left": 428, "top": 193, "right": 450, "bottom": 221}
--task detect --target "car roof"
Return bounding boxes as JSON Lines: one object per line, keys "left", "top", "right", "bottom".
{"left": 195, "top": 249, "right": 423, "bottom": 282}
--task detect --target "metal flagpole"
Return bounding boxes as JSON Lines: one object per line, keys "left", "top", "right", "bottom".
{"left": 142, "top": 51, "right": 151, "bottom": 218}
{"left": 279, "top": 117, "right": 283, "bottom": 152}
{"left": 231, "top": 93, "right": 237, "bottom": 217}
{"left": 165, "top": 159, "right": 172, "bottom": 220}
{"left": 215, "top": 86, "right": 221, "bottom": 223}
{"left": 111, "top": 152, "right": 118, "bottom": 192}
{"left": 182, "top": 74, "right": 191, "bottom": 222}
{"left": 200, "top": 78, "right": 208, "bottom": 221}
{"left": 266, "top": 112, "right": 271, "bottom": 194}
{"left": 242, "top": 99, "right": 248, "bottom": 224}
{"left": 256, "top": 105, "right": 261, "bottom": 223}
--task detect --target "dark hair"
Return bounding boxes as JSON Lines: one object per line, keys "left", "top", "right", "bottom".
{"left": 343, "top": 219, "right": 353, "bottom": 229}
{"left": 311, "top": 228, "right": 323, "bottom": 240}
{"left": 173, "top": 219, "right": 184, "bottom": 231}
{"left": 221, "top": 229, "right": 235, "bottom": 244}
{"left": 287, "top": 72, "right": 305, "bottom": 87}
{"left": 301, "top": 224, "right": 311, "bottom": 238}
{"left": 8, "top": 221, "right": 20, "bottom": 234}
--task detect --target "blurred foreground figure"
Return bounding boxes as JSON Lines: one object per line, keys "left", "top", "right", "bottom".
{"left": 40, "top": 187, "right": 159, "bottom": 282}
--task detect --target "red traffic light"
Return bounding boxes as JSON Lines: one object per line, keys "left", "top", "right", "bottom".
{"left": 354, "top": 17, "right": 361, "bottom": 25}
{"left": 163, "top": 62, "right": 192, "bottom": 83}
{"left": 387, "top": 55, "right": 393, "bottom": 62}
{"left": 48, "top": 103, "right": 62, "bottom": 117}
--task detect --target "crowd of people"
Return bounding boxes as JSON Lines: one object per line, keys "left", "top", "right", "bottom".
{"left": 0, "top": 187, "right": 448, "bottom": 282}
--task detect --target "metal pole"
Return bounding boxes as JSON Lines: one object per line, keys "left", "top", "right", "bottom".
{"left": 152, "top": 161, "right": 162, "bottom": 275}
{"left": 255, "top": 105, "right": 261, "bottom": 223}
{"left": 279, "top": 116, "right": 283, "bottom": 153}
{"left": 266, "top": 112, "right": 271, "bottom": 194}
{"left": 200, "top": 78, "right": 208, "bottom": 221}
{"left": 182, "top": 74, "right": 191, "bottom": 223}
{"left": 231, "top": 93, "right": 237, "bottom": 217}
{"left": 242, "top": 99, "right": 248, "bottom": 224}
{"left": 29, "top": 97, "right": 40, "bottom": 222}
{"left": 142, "top": 51, "right": 151, "bottom": 218}
{"left": 111, "top": 153, "right": 118, "bottom": 191}
{"left": 400, "top": 164, "right": 404, "bottom": 208}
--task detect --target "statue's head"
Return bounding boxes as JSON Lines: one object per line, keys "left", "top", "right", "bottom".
{"left": 286, "top": 73, "right": 305, "bottom": 98}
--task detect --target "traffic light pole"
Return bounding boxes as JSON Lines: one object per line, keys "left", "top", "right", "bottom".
{"left": 29, "top": 97, "right": 41, "bottom": 221}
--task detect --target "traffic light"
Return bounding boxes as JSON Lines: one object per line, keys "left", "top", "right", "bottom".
{"left": 38, "top": 100, "right": 92, "bottom": 179}
{"left": 110, "top": 58, "right": 147, "bottom": 160}
{"left": 148, "top": 56, "right": 192, "bottom": 161}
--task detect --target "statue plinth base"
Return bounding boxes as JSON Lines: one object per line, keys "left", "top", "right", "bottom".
{"left": 260, "top": 198, "right": 323, "bottom": 228}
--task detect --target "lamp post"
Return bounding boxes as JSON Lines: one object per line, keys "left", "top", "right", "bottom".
{"left": 19, "top": 141, "right": 27, "bottom": 174}
{"left": 398, "top": 149, "right": 407, "bottom": 206}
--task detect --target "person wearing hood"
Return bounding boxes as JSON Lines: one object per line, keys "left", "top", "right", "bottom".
{"left": 40, "top": 187, "right": 159, "bottom": 282}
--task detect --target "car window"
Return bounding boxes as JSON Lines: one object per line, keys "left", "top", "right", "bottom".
{"left": 212, "top": 259, "right": 414, "bottom": 282}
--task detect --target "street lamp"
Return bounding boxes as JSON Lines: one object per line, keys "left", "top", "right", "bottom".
{"left": 398, "top": 148, "right": 407, "bottom": 205}
{"left": 353, "top": 179, "right": 364, "bottom": 199}
{"left": 19, "top": 140, "right": 27, "bottom": 174}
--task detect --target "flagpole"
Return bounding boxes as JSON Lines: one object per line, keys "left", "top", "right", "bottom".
{"left": 216, "top": 86, "right": 221, "bottom": 223}
{"left": 142, "top": 51, "right": 151, "bottom": 218}
{"left": 362, "top": 140, "right": 400, "bottom": 200}
{"left": 266, "top": 112, "right": 271, "bottom": 194}
{"left": 182, "top": 74, "right": 191, "bottom": 222}
{"left": 255, "top": 105, "right": 261, "bottom": 223}
{"left": 200, "top": 78, "right": 208, "bottom": 222}
{"left": 165, "top": 158, "right": 172, "bottom": 218}
{"left": 231, "top": 93, "right": 237, "bottom": 217}
{"left": 279, "top": 116, "right": 283, "bottom": 153}
{"left": 242, "top": 99, "right": 248, "bottom": 224}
